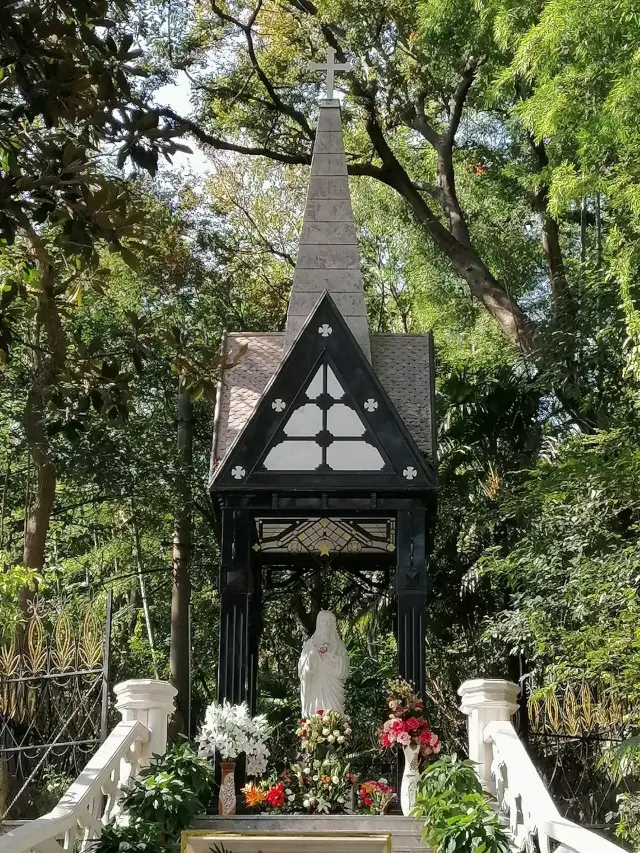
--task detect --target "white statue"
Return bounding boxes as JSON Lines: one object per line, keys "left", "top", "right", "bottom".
{"left": 298, "top": 610, "right": 349, "bottom": 717}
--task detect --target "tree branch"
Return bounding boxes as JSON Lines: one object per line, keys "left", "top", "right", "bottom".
{"left": 157, "top": 108, "right": 311, "bottom": 164}
{"left": 445, "top": 63, "right": 477, "bottom": 145}
{"left": 411, "top": 90, "right": 441, "bottom": 147}
{"left": 210, "top": 0, "right": 315, "bottom": 141}
{"left": 528, "top": 134, "right": 571, "bottom": 312}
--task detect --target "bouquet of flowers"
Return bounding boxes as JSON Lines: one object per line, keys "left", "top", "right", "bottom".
{"left": 243, "top": 759, "right": 356, "bottom": 815}
{"left": 379, "top": 679, "right": 441, "bottom": 757}
{"left": 296, "top": 709, "right": 352, "bottom": 756}
{"left": 198, "top": 700, "right": 271, "bottom": 776}
{"left": 292, "top": 758, "right": 355, "bottom": 814}
{"left": 357, "top": 779, "right": 396, "bottom": 815}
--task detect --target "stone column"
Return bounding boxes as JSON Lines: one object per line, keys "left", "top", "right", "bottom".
{"left": 458, "top": 678, "right": 520, "bottom": 790}
{"left": 114, "top": 679, "right": 177, "bottom": 764}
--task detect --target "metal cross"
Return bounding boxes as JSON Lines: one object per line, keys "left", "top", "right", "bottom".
{"left": 310, "top": 47, "right": 352, "bottom": 100}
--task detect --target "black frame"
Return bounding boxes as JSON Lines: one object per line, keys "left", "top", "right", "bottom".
{"left": 210, "top": 294, "right": 437, "bottom": 792}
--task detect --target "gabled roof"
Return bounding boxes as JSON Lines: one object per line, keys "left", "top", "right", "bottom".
{"left": 210, "top": 294, "right": 436, "bottom": 492}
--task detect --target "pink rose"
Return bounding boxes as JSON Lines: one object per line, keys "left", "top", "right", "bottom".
{"left": 406, "top": 717, "right": 420, "bottom": 731}
{"left": 429, "top": 732, "right": 439, "bottom": 747}
{"left": 397, "top": 731, "right": 411, "bottom": 746}
{"left": 383, "top": 719, "right": 394, "bottom": 732}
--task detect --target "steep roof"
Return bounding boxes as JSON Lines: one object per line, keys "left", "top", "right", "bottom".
{"left": 210, "top": 329, "right": 435, "bottom": 483}
{"left": 210, "top": 98, "right": 437, "bottom": 486}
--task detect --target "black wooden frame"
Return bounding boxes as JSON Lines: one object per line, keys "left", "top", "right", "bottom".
{"left": 214, "top": 491, "right": 435, "bottom": 714}
{"left": 210, "top": 293, "right": 437, "bottom": 793}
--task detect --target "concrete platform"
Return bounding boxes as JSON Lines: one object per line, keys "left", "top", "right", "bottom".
{"left": 192, "top": 814, "right": 430, "bottom": 852}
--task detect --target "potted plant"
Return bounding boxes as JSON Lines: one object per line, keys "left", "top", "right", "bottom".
{"left": 198, "top": 700, "right": 271, "bottom": 815}
{"left": 379, "top": 679, "right": 441, "bottom": 815}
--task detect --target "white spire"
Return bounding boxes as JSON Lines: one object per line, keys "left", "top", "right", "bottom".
{"left": 284, "top": 92, "right": 370, "bottom": 360}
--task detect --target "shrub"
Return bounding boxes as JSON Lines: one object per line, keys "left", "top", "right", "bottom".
{"left": 92, "top": 742, "right": 213, "bottom": 852}
{"left": 411, "top": 754, "right": 510, "bottom": 853}
{"left": 121, "top": 742, "right": 213, "bottom": 836}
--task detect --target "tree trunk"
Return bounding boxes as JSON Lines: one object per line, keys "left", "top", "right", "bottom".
{"left": 169, "top": 380, "right": 193, "bottom": 740}
{"left": 131, "top": 508, "right": 159, "bottom": 679}
{"left": 20, "top": 246, "right": 66, "bottom": 636}
{"left": 362, "top": 110, "right": 538, "bottom": 354}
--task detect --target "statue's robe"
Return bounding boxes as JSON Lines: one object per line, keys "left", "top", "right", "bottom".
{"left": 298, "top": 636, "right": 349, "bottom": 716}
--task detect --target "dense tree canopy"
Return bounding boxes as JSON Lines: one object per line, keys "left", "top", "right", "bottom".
{"left": 1, "top": 0, "right": 640, "bottom": 837}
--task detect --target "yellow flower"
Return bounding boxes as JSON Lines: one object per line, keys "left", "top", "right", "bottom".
{"left": 243, "top": 782, "right": 267, "bottom": 807}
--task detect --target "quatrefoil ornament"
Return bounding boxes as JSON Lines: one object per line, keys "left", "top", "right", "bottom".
{"left": 364, "top": 398, "right": 378, "bottom": 412}
{"left": 231, "top": 465, "right": 246, "bottom": 480}
{"left": 403, "top": 466, "right": 418, "bottom": 480}
{"left": 272, "top": 399, "right": 286, "bottom": 412}
{"left": 318, "top": 323, "right": 333, "bottom": 337}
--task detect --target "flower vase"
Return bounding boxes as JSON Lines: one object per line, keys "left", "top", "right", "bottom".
{"left": 400, "top": 743, "right": 420, "bottom": 816}
{"left": 218, "top": 760, "right": 237, "bottom": 815}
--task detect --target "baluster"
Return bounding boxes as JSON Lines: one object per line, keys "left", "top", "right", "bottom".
{"left": 63, "top": 824, "right": 76, "bottom": 852}
{"left": 537, "top": 829, "right": 551, "bottom": 853}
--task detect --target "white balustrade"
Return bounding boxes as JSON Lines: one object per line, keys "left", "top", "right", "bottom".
{"left": 459, "top": 678, "right": 625, "bottom": 853}
{"left": 0, "top": 678, "right": 176, "bottom": 853}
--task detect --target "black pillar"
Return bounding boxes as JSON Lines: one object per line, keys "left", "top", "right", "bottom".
{"left": 396, "top": 508, "right": 427, "bottom": 698}
{"left": 247, "top": 560, "right": 263, "bottom": 715}
{"left": 217, "top": 507, "right": 253, "bottom": 705}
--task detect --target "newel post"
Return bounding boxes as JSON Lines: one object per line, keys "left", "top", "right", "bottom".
{"left": 114, "top": 679, "right": 177, "bottom": 764}
{"left": 458, "top": 679, "right": 520, "bottom": 790}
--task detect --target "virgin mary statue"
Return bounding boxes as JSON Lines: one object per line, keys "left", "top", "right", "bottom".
{"left": 298, "top": 611, "right": 349, "bottom": 717}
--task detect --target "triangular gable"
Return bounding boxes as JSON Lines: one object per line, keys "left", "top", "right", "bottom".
{"left": 210, "top": 294, "right": 436, "bottom": 491}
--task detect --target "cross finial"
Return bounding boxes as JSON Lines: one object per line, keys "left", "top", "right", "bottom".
{"left": 310, "top": 47, "right": 352, "bottom": 100}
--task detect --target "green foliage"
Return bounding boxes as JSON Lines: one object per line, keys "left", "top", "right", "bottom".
{"left": 412, "top": 755, "right": 510, "bottom": 853}
{"left": 480, "top": 427, "right": 640, "bottom": 704}
{"left": 0, "top": 566, "right": 41, "bottom": 642}
{"left": 93, "top": 744, "right": 212, "bottom": 852}
{"left": 92, "top": 819, "right": 170, "bottom": 853}
{"left": 615, "top": 792, "right": 640, "bottom": 849}
{"left": 121, "top": 743, "right": 213, "bottom": 835}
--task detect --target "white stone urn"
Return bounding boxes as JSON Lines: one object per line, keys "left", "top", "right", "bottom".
{"left": 400, "top": 742, "right": 421, "bottom": 815}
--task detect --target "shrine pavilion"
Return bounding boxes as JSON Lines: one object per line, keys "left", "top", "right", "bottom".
{"left": 209, "top": 54, "right": 437, "bottom": 719}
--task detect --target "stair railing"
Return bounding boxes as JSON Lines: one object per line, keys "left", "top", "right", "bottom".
{"left": 459, "top": 679, "right": 625, "bottom": 853}
{"left": 0, "top": 679, "right": 176, "bottom": 853}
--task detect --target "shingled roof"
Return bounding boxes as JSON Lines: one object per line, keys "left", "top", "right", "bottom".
{"left": 210, "top": 330, "right": 435, "bottom": 481}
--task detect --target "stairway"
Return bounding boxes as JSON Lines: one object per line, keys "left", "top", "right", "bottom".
{"left": 192, "top": 814, "right": 431, "bottom": 852}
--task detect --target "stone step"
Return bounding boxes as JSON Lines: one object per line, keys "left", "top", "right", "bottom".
{"left": 191, "top": 814, "right": 431, "bottom": 852}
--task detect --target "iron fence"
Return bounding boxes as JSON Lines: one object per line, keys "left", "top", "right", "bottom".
{"left": 0, "top": 592, "right": 112, "bottom": 820}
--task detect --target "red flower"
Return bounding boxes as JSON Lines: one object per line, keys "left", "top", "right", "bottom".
{"left": 266, "top": 782, "right": 286, "bottom": 807}
{"left": 380, "top": 732, "right": 391, "bottom": 747}
{"left": 317, "top": 709, "right": 324, "bottom": 716}
{"left": 419, "top": 728, "right": 432, "bottom": 744}
{"left": 391, "top": 719, "right": 404, "bottom": 734}
{"left": 363, "top": 795, "right": 372, "bottom": 806}
{"left": 406, "top": 717, "right": 420, "bottom": 731}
